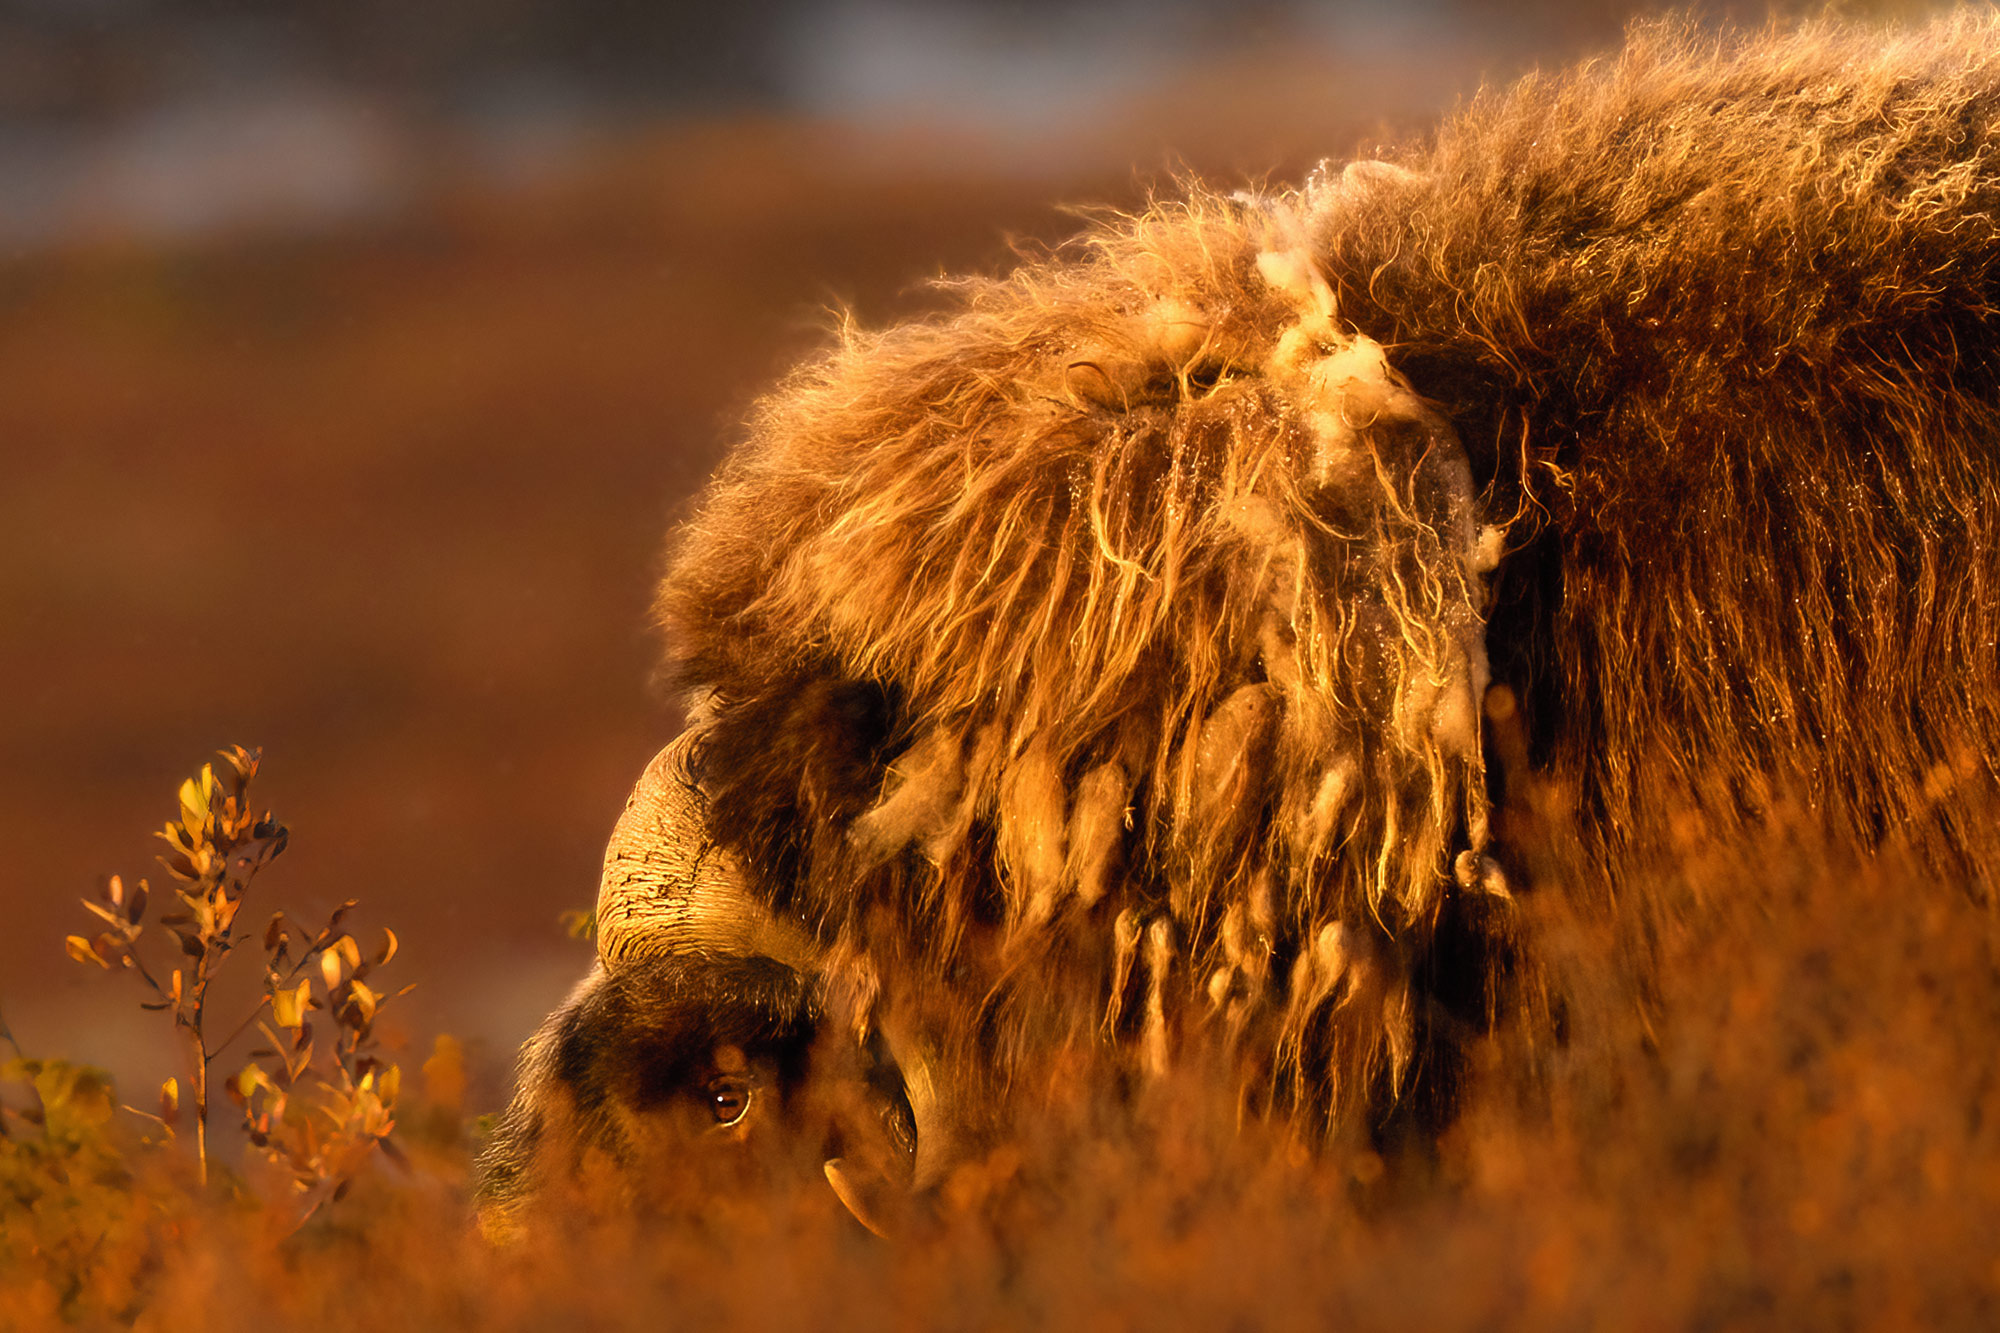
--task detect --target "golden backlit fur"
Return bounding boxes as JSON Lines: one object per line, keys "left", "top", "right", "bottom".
{"left": 643, "top": 14, "right": 2000, "bottom": 1161}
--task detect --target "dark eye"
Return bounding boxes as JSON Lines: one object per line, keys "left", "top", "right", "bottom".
{"left": 708, "top": 1080, "right": 752, "bottom": 1126}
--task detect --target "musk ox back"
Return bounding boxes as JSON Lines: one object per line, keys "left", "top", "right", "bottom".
{"left": 481, "top": 15, "right": 2000, "bottom": 1232}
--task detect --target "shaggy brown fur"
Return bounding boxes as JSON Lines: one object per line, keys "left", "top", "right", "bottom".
{"left": 500, "top": 13, "right": 2000, "bottom": 1204}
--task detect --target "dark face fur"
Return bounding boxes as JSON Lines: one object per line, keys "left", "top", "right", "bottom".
{"left": 478, "top": 953, "right": 919, "bottom": 1232}
{"left": 546, "top": 956, "right": 814, "bottom": 1166}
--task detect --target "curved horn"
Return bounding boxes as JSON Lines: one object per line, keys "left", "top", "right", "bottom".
{"left": 821, "top": 1023, "right": 960, "bottom": 1239}
{"left": 594, "top": 731, "right": 820, "bottom": 973}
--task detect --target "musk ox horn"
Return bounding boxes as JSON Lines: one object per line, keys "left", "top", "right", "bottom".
{"left": 594, "top": 730, "right": 821, "bottom": 973}
{"left": 821, "top": 1021, "right": 962, "bottom": 1238}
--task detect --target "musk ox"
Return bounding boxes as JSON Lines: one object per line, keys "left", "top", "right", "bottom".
{"left": 479, "top": 15, "right": 2000, "bottom": 1235}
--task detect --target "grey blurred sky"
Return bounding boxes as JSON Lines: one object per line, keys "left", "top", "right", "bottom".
{"left": 0, "top": 0, "right": 1666, "bottom": 245}
{"left": 1, "top": 1, "right": 1601, "bottom": 118}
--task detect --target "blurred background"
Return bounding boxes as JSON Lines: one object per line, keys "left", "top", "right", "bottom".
{"left": 0, "top": 0, "right": 1939, "bottom": 1109}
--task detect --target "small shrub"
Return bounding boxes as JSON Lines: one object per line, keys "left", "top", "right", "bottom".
{"left": 58, "top": 748, "right": 413, "bottom": 1218}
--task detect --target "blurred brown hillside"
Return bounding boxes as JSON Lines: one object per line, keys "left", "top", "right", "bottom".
{"left": 0, "top": 0, "right": 1939, "bottom": 1105}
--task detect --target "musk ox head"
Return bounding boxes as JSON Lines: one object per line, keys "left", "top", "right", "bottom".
{"left": 476, "top": 734, "right": 923, "bottom": 1236}
{"left": 480, "top": 14, "right": 2000, "bottom": 1234}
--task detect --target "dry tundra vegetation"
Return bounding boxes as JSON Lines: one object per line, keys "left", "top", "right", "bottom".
{"left": 9, "top": 732, "right": 2000, "bottom": 1328}
{"left": 10, "top": 15, "right": 2000, "bottom": 1333}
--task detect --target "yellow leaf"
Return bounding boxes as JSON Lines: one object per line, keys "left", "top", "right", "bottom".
{"left": 79, "top": 899, "right": 124, "bottom": 929}
{"left": 222, "top": 745, "right": 256, "bottom": 779}
{"left": 320, "top": 949, "right": 342, "bottom": 990}
{"left": 272, "top": 981, "right": 305, "bottom": 1028}
{"left": 160, "top": 1077, "right": 180, "bottom": 1125}
{"left": 178, "top": 776, "right": 208, "bottom": 831}
{"left": 285, "top": 1037, "right": 314, "bottom": 1082}
{"left": 335, "top": 935, "right": 362, "bottom": 972}
{"left": 376, "top": 927, "right": 399, "bottom": 966}
{"left": 64, "top": 934, "right": 107, "bottom": 968}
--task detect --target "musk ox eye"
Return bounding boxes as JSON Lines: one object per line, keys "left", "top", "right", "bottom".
{"left": 708, "top": 1079, "right": 752, "bottom": 1126}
